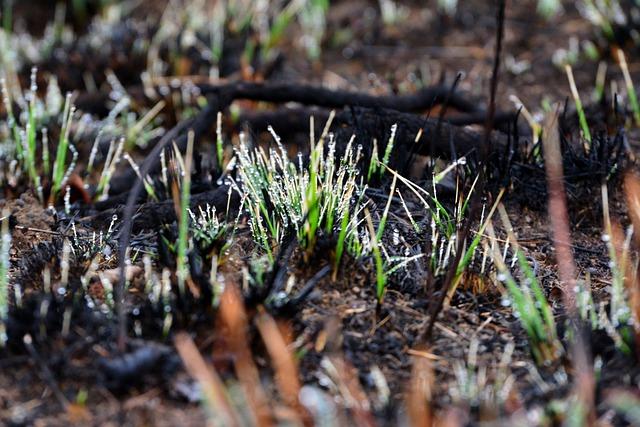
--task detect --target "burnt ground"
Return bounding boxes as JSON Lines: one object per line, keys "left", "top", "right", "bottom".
{"left": 0, "top": 0, "right": 639, "bottom": 426}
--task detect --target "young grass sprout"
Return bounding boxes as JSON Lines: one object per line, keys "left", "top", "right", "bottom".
{"left": 565, "top": 64, "right": 592, "bottom": 146}
{"left": 176, "top": 131, "right": 195, "bottom": 296}
{"left": 486, "top": 217, "right": 562, "bottom": 366}
{"left": 616, "top": 48, "right": 640, "bottom": 127}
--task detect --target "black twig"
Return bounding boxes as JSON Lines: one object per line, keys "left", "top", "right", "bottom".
{"left": 422, "top": 0, "right": 506, "bottom": 343}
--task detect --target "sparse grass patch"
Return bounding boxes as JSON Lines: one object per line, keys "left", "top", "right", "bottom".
{"left": 486, "top": 209, "right": 563, "bottom": 366}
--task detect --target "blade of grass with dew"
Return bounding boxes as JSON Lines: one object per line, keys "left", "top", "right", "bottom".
{"left": 617, "top": 48, "right": 640, "bottom": 127}
{"left": 124, "top": 153, "right": 158, "bottom": 201}
{"left": 365, "top": 208, "right": 386, "bottom": 304}
{"left": 498, "top": 203, "right": 558, "bottom": 344}
{"left": 565, "top": 64, "right": 592, "bottom": 145}
{"left": 177, "top": 130, "right": 195, "bottom": 296}
{"left": 376, "top": 174, "right": 397, "bottom": 242}
{"left": 593, "top": 61, "right": 607, "bottom": 103}
{"left": 367, "top": 139, "right": 380, "bottom": 181}
{"left": 386, "top": 253, "right": 425, "bottom": 276}
{"left": 216, "top": 111, "right": 224, "bottom": 170}
{"left": 304, "top": 138, "right": 322, "bottom": 253}
{"left": 333, "top": 204, "right": 350, "bottom": 281}
{"left": 51, "top": 93, "right": 74, "bottom": 199}
{"left": 379, "top": 123, "right": 397, "bottom": 178}
{"left": 125, "top": 99, "right": 165, "bottom": 149}
{"left": 486, "top": 223, "right": 560, "bottom": 365}
{"left": 1, "top": 78, "right": 22, "bottom": 161}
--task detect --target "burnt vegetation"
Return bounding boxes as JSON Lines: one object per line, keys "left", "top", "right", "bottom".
{"left": 0, "top": 0, "right": 640, "bottom": 426}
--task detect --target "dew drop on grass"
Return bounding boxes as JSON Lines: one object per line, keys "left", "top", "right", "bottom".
{"left": 501, "top": 298, "right": 511, "bottom": 307}
{"left": 318, "top": 377, "right": 331, "bottom": 388}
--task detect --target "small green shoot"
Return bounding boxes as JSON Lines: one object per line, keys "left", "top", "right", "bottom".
{"left": 51, "top": 93, "right": 74, "bottom": 200}
{"left": 365, "top": 208, "right": 386, "bottom": 305}
{"left": 2, "top": 0, "right": 12, "bottom": 33}
{"left": 592, "top": 61, "right": 607, "bottom": 103}
{"left": 600, "top": 184, "right": 634, "bottom": 354}
{"left": 487, "top": 210, "right": 562, "bottom": 366}
{"left": 565, "top": 64, "right": 592, "bottom": 145}
{"left": 177, "top": 131, "right": 195, "bottom": 295}
{"left": 617, "top": 48, "right": 640, "bottom": 127}
{"left": 332, "top": 201, "right": 350, "bottom": 281}
{"left": 123, "top": 153, "right": 158, "bottom": 201}
{"left": 216, "top": 111, "right": 224, "bottom": 170}
{"left": 537, "top": 0, "right": 561, "bottom": 19}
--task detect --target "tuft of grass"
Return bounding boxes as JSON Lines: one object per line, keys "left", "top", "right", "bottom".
{"left": 0, "top": 71, "right": 80, "bottom": 205}
{"left": 232, "top": 123, "right": 366, "bottom": 265}
{"left": 489, "top": 205, "right": 563, "bottom": 366}
{"left": 450, "top": 337, "right": 515, "bottom": 413}
{"left": 598, "top": 183, "right": 637, "bottom": 353}
{"left": 189, "top": 204, "right": 231, "bottom": 253}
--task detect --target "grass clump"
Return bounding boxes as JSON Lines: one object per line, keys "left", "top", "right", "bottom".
{"left": 595, "top": 184, "right": 636, "bottom": 352}
{"left": 232, "top": 125, "right": 365, "bottom": 265}
{"left": 0, "top": 70, "right": 79, "bottom": 204}
{"left": 487, "top": 207, "right": 562, "bottom": 366}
